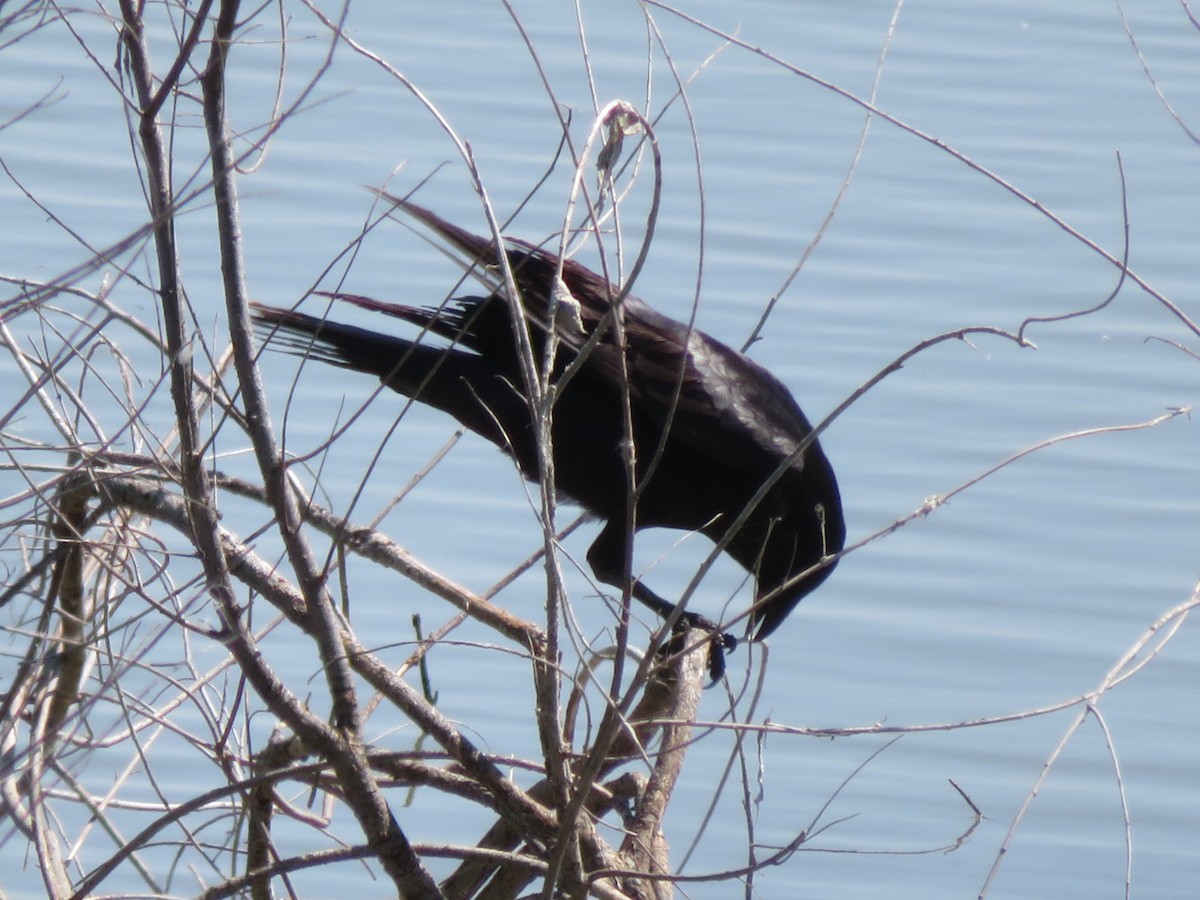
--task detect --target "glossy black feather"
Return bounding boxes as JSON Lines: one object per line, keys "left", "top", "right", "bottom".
{"left": 252, "top": 198, "right": 844, "bottom": 643}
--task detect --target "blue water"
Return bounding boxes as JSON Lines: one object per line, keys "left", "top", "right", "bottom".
{"left": 1, "top": 2, "right": 1198, "bottom": 898}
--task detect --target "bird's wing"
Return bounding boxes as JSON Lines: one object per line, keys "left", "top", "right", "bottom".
{"left": 385, "top": 194, "right": 816, "bottom": 469}
{"left": 603, "top": 307, "right": 814, "bottom": 470}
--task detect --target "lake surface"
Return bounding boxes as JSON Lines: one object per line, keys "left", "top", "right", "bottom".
{"left": 2, "top": 1, "right": 1198, "bottom": 898}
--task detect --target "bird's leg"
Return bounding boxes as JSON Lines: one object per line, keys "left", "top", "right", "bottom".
{"left": 586, "top": 522, "right": 737, "bottom": 682}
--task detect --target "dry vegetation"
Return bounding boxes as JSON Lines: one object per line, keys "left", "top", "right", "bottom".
{"left": 1, "top": 2, "right": 1197, "bottom": 899}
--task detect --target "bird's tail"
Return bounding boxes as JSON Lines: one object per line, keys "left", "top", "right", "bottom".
{"left": 251, "top": 301, "right": 525, "bottom": 448}
{"left": 251, "top": 302, "right": 435, "bottom": 385}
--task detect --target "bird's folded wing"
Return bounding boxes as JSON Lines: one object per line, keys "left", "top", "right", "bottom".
{"left": 384, "top": 193, "right": 816, "bottom": 472}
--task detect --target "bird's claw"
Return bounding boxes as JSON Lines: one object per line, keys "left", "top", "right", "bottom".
{"left": 661, "top": 612, "right": 737, "bottom": 684}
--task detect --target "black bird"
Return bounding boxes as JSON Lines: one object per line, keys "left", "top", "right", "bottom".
{"left": 253, "top": 198, "right": 844, "bottom": 663}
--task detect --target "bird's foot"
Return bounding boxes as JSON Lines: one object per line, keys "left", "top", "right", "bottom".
{"left": 661, "top": 612, "right": 737, "bottom": 684}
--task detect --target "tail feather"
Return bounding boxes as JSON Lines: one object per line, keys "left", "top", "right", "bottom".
{"left": 250, "top": 301, "right": 527, "bottom": 451}
{"left": 251, "top": 303, "right": 421, "bottom": 380}
{"left": 313, "top": 291, "right": 505, "bottom": 354}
